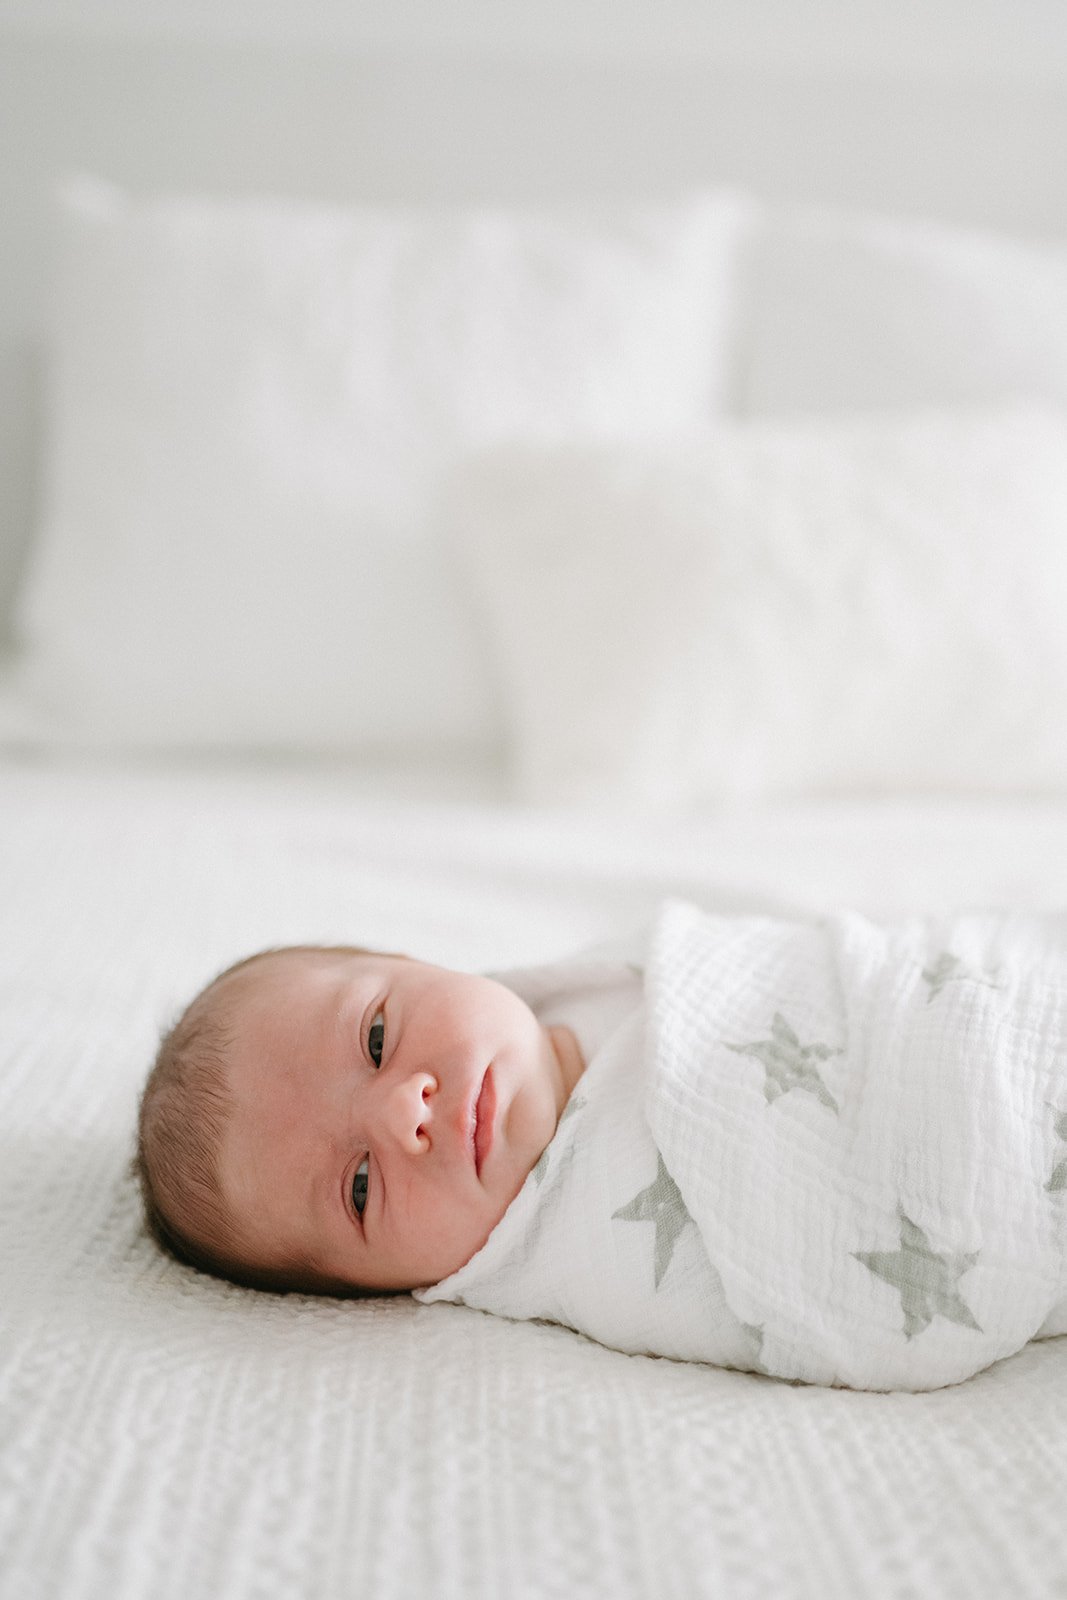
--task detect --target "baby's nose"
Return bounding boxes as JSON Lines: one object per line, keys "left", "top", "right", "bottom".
{"left": 381, "top": 1070, "right": 437, "bottom": 1153}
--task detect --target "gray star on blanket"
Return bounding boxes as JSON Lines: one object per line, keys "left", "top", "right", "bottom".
{"left": 852, "top": 1208, "right": 982, "bottom": 1339}
{"left": 1045, "top": 1108, "right": 1067, "bottom": 1194}
{"left": 612, "top": 1152, "right": 693, "bottom": 1289}
{"left": 921, "top": 951, "right": 1002, "bottom": 1005}
{"left": 726, "top": 1012, "right": 841, "bottom": 1112}
{"left": 739, "top": 1322, "right": 772, "bottom": 1377}
{"left": 533, "top": 1092, "right": 586, "bottom": 1186}
{"left": 736, "top": 1324, "right": 825, "bottom": 1387}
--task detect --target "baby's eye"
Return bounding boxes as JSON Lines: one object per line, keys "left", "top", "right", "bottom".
{"left": 367, "top": 1010, "right": 385, "bottom": 1068}
{"left": 352, "top": 1157, "right": 370, "bottom": 1217}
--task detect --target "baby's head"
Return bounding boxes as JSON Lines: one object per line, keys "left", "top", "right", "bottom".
{"left": 136, "top": 944, "right": 584, "bottom": 1296}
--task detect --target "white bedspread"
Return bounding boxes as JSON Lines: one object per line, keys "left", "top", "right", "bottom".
{"left": 3, "top": 758, "right": 1067, "bottom": 1599}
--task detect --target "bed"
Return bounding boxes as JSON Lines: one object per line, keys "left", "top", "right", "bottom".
{"left": 3, "top": 8, "right": 1067, "bottom": 1599}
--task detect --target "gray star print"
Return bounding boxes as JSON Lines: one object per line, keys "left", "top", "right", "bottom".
{"left": 1045, "top": 1108, "right": 1067, "bottom": 1194}
{"left": 736, "top": 1325, "right": 822, "bottom": 1386}
{"left": 726, "top": 1012, "right": 841, "bottom": 1112}
{"left": 612, "top": 1151, "right": 693, "bottom": 1289}
{"left": 533, "top": 1092, "right": 586, "bottom": 1186}
{"left": 921, "top": 951, "right": 1002, "bottom": 1005}
{"left": 853, "top": 1208, "right": 982, "bottom": 1339}
{"left": 739, "top": 1322, "right": 772, "bottom": 1377}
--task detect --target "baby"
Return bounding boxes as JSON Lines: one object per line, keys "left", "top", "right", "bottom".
{"left": 138, "top": 902, "right": 1067, "bottom": 1391}
{"left": 136, "top": 940, "right": 620, "bottom": 1297}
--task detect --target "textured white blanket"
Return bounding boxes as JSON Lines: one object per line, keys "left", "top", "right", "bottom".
{"left": 420, "top": 900, "right": 1067, "bottom": 1391}
{"left": 6, "top": 765, "right": 1067, "bottom": 1599}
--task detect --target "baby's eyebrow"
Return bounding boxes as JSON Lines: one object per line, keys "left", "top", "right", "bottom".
{"left": 331, "top": 961, "right": 387, "bottom": 1052}
{"left": 332, "top": 982, "right": 362, "bottom": 1055}
{"left": 305, "top": 1119, "right": 355, "bottom": 1253}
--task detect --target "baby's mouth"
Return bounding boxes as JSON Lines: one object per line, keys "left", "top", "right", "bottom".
{"left": 473, "top": 1068, "right": 495, "bottom": 1178}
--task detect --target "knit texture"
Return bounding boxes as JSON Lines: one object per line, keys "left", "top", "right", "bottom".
{"left": 2, "top": 764, "right": 1066, "bottom": 1599}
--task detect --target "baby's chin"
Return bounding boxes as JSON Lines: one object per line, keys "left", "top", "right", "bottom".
{"left": 418, "top": 1188, "right": 525, "bottom": 1290}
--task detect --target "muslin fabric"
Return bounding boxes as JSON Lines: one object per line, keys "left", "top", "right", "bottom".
{"left": 420, "top": 900, "right": 1067, "bottom": 1391}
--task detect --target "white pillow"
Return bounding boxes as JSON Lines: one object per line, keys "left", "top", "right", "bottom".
{"left": 741, "top": 204, "right": 1067, "bottom": 415}
{"left": 447, "top": 409, "right": 1067, "bottom": 807}
{"left": 7, "top": 180, "right": 748, "bottom": 753}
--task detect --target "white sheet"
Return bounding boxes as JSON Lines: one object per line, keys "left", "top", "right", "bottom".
{"left": 3, "top": 756, "right": 1067, "bottom": 1599}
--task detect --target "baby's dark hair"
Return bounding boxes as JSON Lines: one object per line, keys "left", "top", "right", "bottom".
{"left": 134, "top": 944, "right": 378, "bottom": 1296}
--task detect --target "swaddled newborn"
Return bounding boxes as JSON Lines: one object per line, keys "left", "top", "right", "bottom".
{"left": 137, "top": 901, "right": 1067, "bottom": 1391}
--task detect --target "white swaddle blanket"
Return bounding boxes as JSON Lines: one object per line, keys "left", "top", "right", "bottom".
{"left": 416, "top": 900, "right": 1067, "bottom": 1391}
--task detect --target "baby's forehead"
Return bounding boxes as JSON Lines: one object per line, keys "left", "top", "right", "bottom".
{"left": 209, "top": 948, "right": 380, "bottom": 1104}
{"left": 215, "top": 946, "right": 374, "bottom": 1014}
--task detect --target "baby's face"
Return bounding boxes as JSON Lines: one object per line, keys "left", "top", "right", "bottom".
{"left": 214, "top": 949, "right": 584, "bottom": 1292}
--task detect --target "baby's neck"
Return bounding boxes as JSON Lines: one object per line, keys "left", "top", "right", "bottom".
{"left": 548, "top": 1024, "right": 586, "bottom": 1109}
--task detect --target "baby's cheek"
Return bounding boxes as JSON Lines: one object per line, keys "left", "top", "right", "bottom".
{"left": 505, "top": 1075, "right": 556, "bottom": 1166}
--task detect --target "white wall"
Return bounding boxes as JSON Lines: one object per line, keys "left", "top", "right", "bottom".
{"left": 4, "top": 0, "right": 1067, "bottom": 79}
{"left": 2, "top": 1, "right": 1066, "bottom": 639}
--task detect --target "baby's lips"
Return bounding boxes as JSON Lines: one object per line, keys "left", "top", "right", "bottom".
{"left": 473, "top": 1068, "right": 496, "bottom": 1177}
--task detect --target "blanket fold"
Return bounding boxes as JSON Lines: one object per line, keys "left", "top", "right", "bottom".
{"left": 417, "top": 901, "right": 1067, "bottom": 1390}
